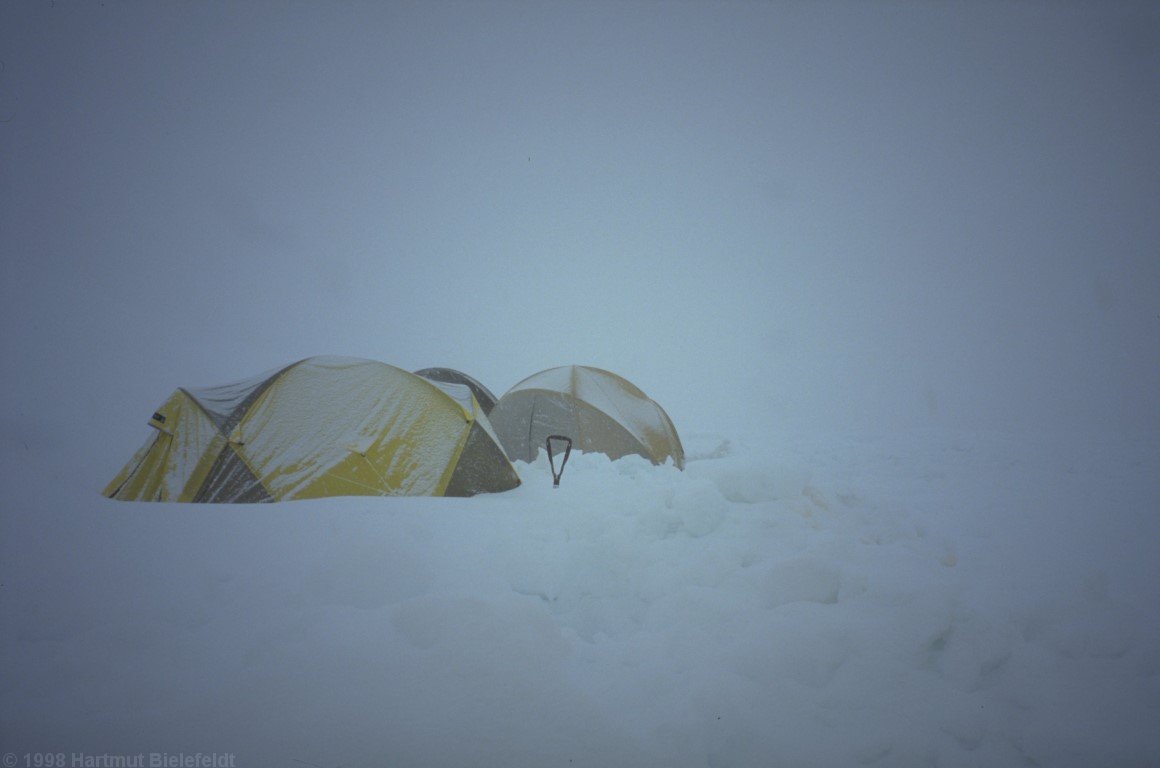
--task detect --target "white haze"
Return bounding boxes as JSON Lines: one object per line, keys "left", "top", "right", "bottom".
{"left": 3, "top": 1, "right": 1158, "bottom": 444}
{"left": 1, "top": 1, "right": 1158, "bottom": 766}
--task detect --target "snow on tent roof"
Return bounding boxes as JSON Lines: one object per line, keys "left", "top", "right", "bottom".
{"left": 414, "top": 368, "right": 499, "bottom": 414}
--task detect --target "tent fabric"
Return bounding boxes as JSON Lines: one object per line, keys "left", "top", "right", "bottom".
{"left": 413, "top": 368, "right": 499, "bottom": 414}
{"left": 489, "top": 365, "right": 685, "bottom": 469}
{"left": 104, "top": 357, "right": 521, "bottom": 502}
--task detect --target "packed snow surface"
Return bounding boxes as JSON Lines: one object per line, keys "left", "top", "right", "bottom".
{"left": 2, "top": 424, "right": 1158, "bottom": 767}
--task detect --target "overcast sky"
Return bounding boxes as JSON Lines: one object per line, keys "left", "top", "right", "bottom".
{"left": 2, "top": 0, "right": 1157, "bottom": 463}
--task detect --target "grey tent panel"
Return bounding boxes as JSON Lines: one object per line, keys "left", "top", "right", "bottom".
{"left": 192, "top": 444, "right": 274, "bottom": 503}
{"left": 443, "top": 421, "right": 521, "bottom": 497}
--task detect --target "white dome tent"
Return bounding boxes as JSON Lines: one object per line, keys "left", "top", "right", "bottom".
{"left": 489, "top": 365, "right": 684, "bottom": 469}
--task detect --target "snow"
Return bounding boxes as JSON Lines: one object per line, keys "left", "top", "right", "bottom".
{"left": 571, "top": 366, "right": 673, "bottom": 449}
{"left": 422, "top": 378, "right": 476, "bottom": 418}
{"left": 183, "top": 365, "right": 284, "bottom": 430}
{"left": 3, "top": 423, "right": 1158, "bottom": 766}
{"left": 3, "top": 1, "right": 1158, "bottom": 765}
{"left": 506, "top": 366, "right": 577, "bottom": 397}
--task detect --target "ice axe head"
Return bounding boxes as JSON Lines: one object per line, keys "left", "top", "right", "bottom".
{"left": 546, "top": 435, "right": 573, "bottom": 488}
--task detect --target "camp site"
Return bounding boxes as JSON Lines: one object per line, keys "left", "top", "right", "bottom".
{"left": 3, "top": 2, "right": 1158, "bottom": 766}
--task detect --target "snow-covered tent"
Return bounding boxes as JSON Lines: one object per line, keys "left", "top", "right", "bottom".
{"left": 413, "top": 367, "right": 499, "bottom": 414}
{"left": 489, "top": 365, "right": 684, "bottom": 469}
{"left": 104, "top": 356, "right": 521, "bottom": 502}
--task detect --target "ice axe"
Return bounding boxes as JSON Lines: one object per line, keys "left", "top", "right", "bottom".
{"left": 546, "top": 435, "right": 572, "bottom": 488}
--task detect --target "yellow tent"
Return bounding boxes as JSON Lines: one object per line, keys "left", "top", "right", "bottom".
{"left": 489, "top": 365, "right": 684, "bottom": 469}
{"left": 104, "top": 356, "right": 521, "bottom": 502}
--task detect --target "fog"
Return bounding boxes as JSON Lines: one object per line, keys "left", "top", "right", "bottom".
{"left": 2, "top": 3, "right": 1159, "bottom": 764}
{"left": 3, "top": 0, "right": 1157, "bottom": 462}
